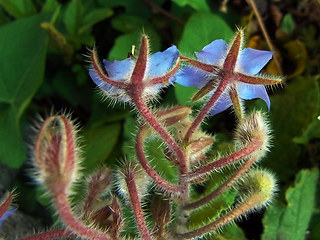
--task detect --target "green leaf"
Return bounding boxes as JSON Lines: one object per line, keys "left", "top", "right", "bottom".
{"left": 111, "top": 14, "right": 150, "bottom": 33}
{"left": 281, "top": 13, "right": 296, "bottom": 35}
{"left": 174, "top": 84, "right": 198, "bottom": 105}
{"left": 0, "top": 0, "right": 36, "bottom": 18}
{"left": 176, "top": 12, "right": 233, "bottom": 104}
{"left": 79, "top": 8, "right": 113, "bottom": 34}
{"left": 82, "top": 123, "right": 121, "bottom": 171}
{"left": 0, "top": 13, "right": 48, "bottom": 168}
{"left": 262, "top": 168, "right": 319, "bottom": 240}
{"left": 64, "top": 0, "right": 83, "bottom": 38}
{"left": 179, "top": 12, "right": 233, "bottom": 54}
{"left": 42, "top": 0, "right": 60, "bottom": 13}
{"left": 293, "top": 115, "right": 320, "bottom": 144}
{"left": 262, "top": 76, "right": 320, "bottom": 181}
{"left": 171, "top": 0, "right": 210, "bottom": 11}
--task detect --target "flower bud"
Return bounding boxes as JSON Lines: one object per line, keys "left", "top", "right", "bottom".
{"left": 155, "top": 106, "right": 192, "bottom": 127}
{"left": 33, "top": 115, "right": 80, "bottom": 192}
{"left": 237, "top": 169, "right": 277, "bottom": 209}
{"left": 234, "top": 111, "right": 270, "bottom": 159}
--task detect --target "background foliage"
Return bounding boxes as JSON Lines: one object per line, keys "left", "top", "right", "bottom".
{"left": 0, "top": 0, "right": 319, "bottom": 239}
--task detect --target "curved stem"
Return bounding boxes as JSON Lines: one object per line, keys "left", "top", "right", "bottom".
{"left": 186, "top": 138, "right": 262, "bottom": 181}
{"left": 52, "top": 187, "right": 110, "bottom": 240}
{"left": 125, "top": 170, "right": 152, "bottom": 240}
{"left": 177, "top": 192, "right": 264, "bottom": 239}
{"left": 183, "top": 156, "right": 257, "bottom": 210}
{"left": 90, "top": 49, "right": 125, "bottom": 88}
{"left": 184, "top": 83, "right": 227, "bottom": 143}
{"left": 136, "top": 127, "right": 184, "bottom": 193}
{"left": 20, "top": 229, "right": 74, "bottom": 240}
{"left": 132, "top": 96, "right": 187, "bottom": 173}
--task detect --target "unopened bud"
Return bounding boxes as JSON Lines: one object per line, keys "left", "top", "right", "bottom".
{"left": 234, "top": 111, "right": 270, "bottom": 159}
{"left": 151, "top": 195, "right": 171, "bottom": 238}
{"left": 83, "top": 167, "right": 112, "bottom": 214}
{"left": 155, "top": 106, "right": 192, "bottom": 127}
{"left": 33, "top": 115, "right": 80, "bottom": 192}
{"left": 237, "top": 169, "right": 277, "bottom": 209}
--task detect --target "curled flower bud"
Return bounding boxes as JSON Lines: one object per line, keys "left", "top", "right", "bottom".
{"left": 236, "top": 169, "right": 277, "bottom": 209}
{"left": 83, "top": 167, "right": 112, "bottom": 215}
{"left": 33, "top": 115, "right": 80, "bottom": 192}
{"left": 234, "top": 111, "right": 271, "bottom": 159}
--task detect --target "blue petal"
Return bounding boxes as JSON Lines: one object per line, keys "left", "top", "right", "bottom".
{"left": 237, "top": 48, "right": 274, "bottom": 75}
{"left": 195, "top": 39, "right": 228, "bottom": 64}
{"left": 89, "top": 67, "right": 113, "bottom": 92}
{"left": 174, "top": 66, "right": 208, "bottom": 88}
{"left": 209, "top": 91, "right": 233, "bottom": 115}
{"left": 0, "top": 208, "right": 17, "bottom": 226}
{"left": 238, "top": 83, "right": 270, "bottom": 110}
{"left": 148, "top": 46, "right": 179, "bottom": 77}
{"left": 103, "top": 58, "right": 134, "bottom": 80}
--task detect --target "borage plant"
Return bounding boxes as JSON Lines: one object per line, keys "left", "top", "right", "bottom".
{"left": 23, "top": 29, "right": 282, "bottom": 240}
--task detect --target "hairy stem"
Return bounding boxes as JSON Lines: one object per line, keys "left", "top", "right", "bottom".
{"left": 20, "top": 229, "right": 74, "bottom": 240}
{"left": 183, "top": 156, "right": 257, "bottom": 210}
{"left": 186, "top": 138, "right": 262, "bottom": 181}
{"left": 51, "top": 187, "right": 110, "bottom": 240}
{"left": 132, "top": 96, "right": 187, "bottom": 173}
{"left": 177, "top": 192, "right": 264, "bottom": 239}
{"left": 136, "top": 127, "right": 184, "bottom": 193}
{"left": 184, "top": 82, "right": 227, "bottom": 143}
{"left": 125, "top": 170, "right": 152, "bottom": 240}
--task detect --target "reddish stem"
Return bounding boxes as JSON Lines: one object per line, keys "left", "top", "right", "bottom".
{"left": 20, "top": 229, "right": 74, "bottom": 240}
{"left": 180, "top": 55, "right": 218, "bottom": 72}
{"left": 132, "top": 96, "right": 187, "bottom": 173}
{"left": 184, "top": 82, "right": 227, "bottom": 143}
{"left": 183, "top": 156, "right": 257, "bottom": 210}
{"left": 186, "top": 138, "right": 262, "bottom": 180}
{"left": 136, "top": 127, "right": 184, "bottom": 193}
{"left": 90, "top": 49, "right": 125, "bottom": 88}
{"left": 125, "top": 170, "right": 152, "bottom": 240}
{"left": 52, "top": 187, "right": 110, "bottom": 240}
{"left": 150, "top": 58, "right": 180, "bottom": 85}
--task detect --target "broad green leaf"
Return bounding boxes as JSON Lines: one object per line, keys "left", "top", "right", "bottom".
{"left": 64, "top": 0, "right": 83, "bottom": 38}
{"left": 0, "top": 0, "right": 36, "bottom": 19}
{"left": 262, "top": 76, "right": 320, "bottom": 181}
{"left": 111, "top": 14, "right": 150, "bottom": 33}
{"left": 79, "top": 8, "right": 113, "bottom": 34}
{"left": 262, "top": 168, "right": 319, "bottom": 240}
{"left": 145, "top": 138, "right": 178, "bottom": 182}
{"left": 174, "top": 84, "right": 198, "bottom": 105}
{"left": 42, "top": 0, "right": 59, "bottom": 13}
{"left": 178, "top": 12, "right": 233, "bottom": 54}
{"left": 293, "top": 115, "right": 320, "bottom": 144}
{"left": 82, "top": 123, "right": 121, "bottom": 171}
{"left": 171, "top": 0, "right": 210, "bottom": 11}
{"left": 176, "top": 12, "right": 233, "bottom": 104}
{"left": 0, "top": 13, "right": 48, "bottom": 168}
{"left": 108, "top": 29, "right": 160, "bottom": 60}
{"left": 281, "top": 13, "right": 295, "bottom": 35}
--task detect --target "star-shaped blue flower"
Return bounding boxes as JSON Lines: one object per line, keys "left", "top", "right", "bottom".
{"left": 89, "top": 35, "right": 180, "bottom": 103}
{"left": 175, "top": 31, "right": 281, "bottom": 116}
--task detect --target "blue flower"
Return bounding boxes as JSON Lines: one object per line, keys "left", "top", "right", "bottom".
{"left": 89, "top": 35, "right": 180, "bottom": 102}
{"left": 0, "top": 208, "right": 17, "bottom": 226}
{"left": 175, "top": 31, "right": 281, "bottom": 116}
